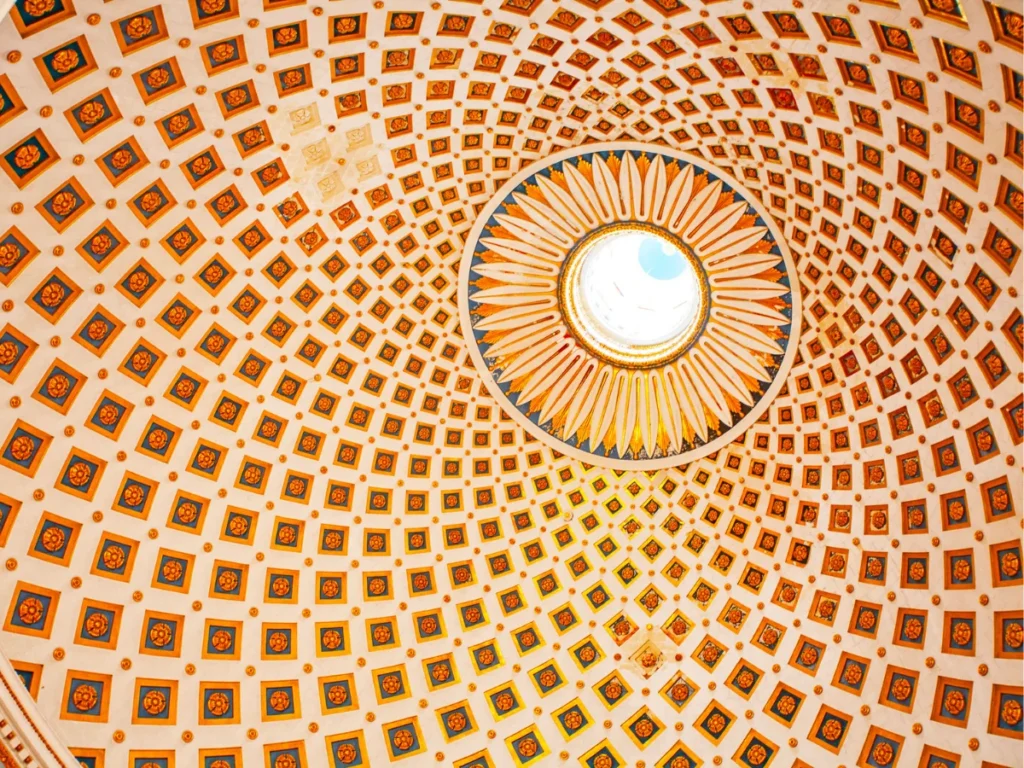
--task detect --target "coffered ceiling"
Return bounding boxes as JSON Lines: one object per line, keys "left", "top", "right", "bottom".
{"left": 0, "top": 1, "right": 1020, "bottom": 767}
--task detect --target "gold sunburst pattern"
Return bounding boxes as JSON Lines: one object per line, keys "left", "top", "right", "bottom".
{"left": 460, "top": 145, "right": 799, "bottom": 467}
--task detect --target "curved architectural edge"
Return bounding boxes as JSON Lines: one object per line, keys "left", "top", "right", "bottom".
{"left": 0, "top": 649, "right": 79, "bottom": 768}
{"left": 0, "top": 8, "right": 72, "bottom": 744}
{"left": 458, "top": 140, "right": 803, "bottom": 470}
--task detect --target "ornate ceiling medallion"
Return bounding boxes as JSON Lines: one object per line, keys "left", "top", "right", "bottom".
{"left": 459, "top": 143, "right": 801, "bottom": 469}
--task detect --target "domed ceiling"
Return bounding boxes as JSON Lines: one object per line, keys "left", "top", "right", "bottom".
{"left": 0, "top": 1, "right": 1021, "bottom": 767}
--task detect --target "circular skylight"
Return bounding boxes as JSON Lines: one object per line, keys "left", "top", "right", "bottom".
{"left": 556, "top": 221, "right": 710, "bottom": 369}
{"left": 578, "top": 228, "right": 703, "bottom": 346}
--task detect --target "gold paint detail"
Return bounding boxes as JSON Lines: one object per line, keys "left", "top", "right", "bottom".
{"left": 557, "top": 221, "right": 710, "bottom": 369}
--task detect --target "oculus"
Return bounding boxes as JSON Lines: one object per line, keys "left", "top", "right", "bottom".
{"left": 459, "top": 143, "right": 800, "bottom": 468}
{"left": 560, "top": 221, "right": 708, "bottom": 367}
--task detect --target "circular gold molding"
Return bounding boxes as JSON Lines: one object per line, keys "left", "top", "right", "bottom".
{"left": 557, "top": 221, "right": 710, "bottom": 370}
